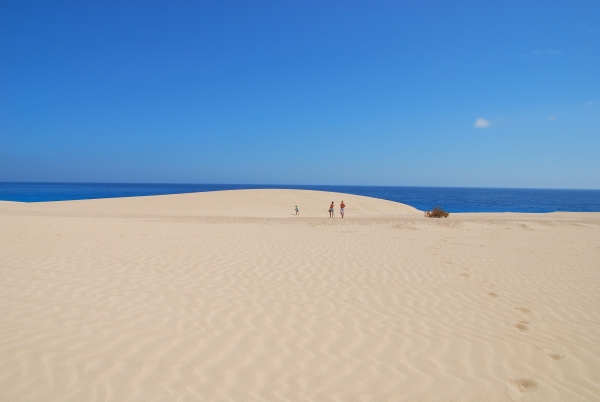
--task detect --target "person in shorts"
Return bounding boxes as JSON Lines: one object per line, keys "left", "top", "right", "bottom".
{"left": 329, "top": 202, "right": 334, "bottom": 218}
{"left": 340, "top": 201, "right": 345, "bottom": 218}
{"left": 295, "top": 205, "right": 299, "bottom": 216}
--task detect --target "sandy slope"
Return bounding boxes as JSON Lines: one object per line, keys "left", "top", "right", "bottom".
{"left": 1, "top": 190, "right": 599, "bottom": 401}
{"left": 0, "top": 189, "right": 421, "bottom": 218}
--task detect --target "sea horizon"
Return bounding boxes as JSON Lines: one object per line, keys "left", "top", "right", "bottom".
{"left": 2, "top": 182, "right": 599, "bottom": 213}
{"left": 3, "top": 180, "right": 600, "bottom": 191}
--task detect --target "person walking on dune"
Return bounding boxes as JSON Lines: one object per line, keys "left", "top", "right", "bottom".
{"left": 340, "top": 201, "right": 345, "bottom": 218}
{"left": 295, "top": 205, "right": 299, "bottom": 216}
{"left": 329, "top": 202, "right": 334, "bottom": 218}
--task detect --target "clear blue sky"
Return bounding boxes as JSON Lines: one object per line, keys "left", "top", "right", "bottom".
{"left": 1, "top": 1, "right": 599, "bottom": 188}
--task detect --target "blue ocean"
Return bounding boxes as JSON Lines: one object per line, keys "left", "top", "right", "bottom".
{"left": 0, "top": 182, "right": 599, "bottom": 213}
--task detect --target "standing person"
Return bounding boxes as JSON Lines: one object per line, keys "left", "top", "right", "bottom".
{"left": 329, "top": 201, "right": 335, "bottom": 218}
{"left": 295, "top": 205, "right": 299, "bottom": 216}
{"left": 340, "top": 201, "right": 345, "bottom": 218}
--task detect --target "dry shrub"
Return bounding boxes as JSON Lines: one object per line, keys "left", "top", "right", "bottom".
{"left": 425, "top": 206, "right": 449, "bottom": 218}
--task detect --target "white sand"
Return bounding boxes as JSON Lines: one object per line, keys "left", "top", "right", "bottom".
{"left": 1, "top": 189, "right": 599, "bottom": 401}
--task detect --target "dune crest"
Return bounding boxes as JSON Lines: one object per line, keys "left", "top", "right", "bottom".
{"left": 0, "top": 189, "right": 422, "bottom": 218}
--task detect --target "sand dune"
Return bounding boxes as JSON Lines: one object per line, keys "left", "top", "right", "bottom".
{"left": 0, "top": 189, "right": 421, "bottom": 218}
{"left": 1, "top": 190, "right": 599, "bottom": 401}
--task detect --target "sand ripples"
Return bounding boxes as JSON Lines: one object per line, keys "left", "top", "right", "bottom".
{"left": 1, "top": 210, "right": 600, "bottom": 401}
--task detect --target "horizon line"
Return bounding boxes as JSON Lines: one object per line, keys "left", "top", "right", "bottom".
{"left": 1, "top": 181, "right": 599, "bottom": 191}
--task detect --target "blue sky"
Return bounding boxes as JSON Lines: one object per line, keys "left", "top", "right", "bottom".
{"left": 1, "top": 1, "right": 599, "bottom": 188}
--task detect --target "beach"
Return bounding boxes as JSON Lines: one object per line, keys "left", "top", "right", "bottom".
{"left": 1, "top": 189, "right": 599, "bottom": 401}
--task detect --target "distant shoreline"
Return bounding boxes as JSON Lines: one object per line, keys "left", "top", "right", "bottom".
{"left": 1, "top": 182, "right": 599, "bottom": 213}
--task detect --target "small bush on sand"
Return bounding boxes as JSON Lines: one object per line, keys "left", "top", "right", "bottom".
{"left": 425, "top": 206, "right": 449, "bottom": 218}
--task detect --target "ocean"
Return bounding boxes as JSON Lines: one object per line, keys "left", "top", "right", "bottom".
{"left": 1, "top": 182, "right": 599, "bottom": 213}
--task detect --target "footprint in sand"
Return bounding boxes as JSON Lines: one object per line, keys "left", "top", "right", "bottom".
{"left": 488, "top": 292, "right": 498, "bottom": 298}
{"left": 513, "top": 321, "right": 530, "bottom": 332}
{"left": 514, "top": 307, "right": 532, "bottom": 313}
{"left": 547, "top": 352, "right": 564, "bottom": 360}
{"left": 513, "top": 377, "right": 538, "bottom": 393}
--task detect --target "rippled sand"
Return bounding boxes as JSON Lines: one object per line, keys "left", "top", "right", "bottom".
{"left": 1, "top": 190, "right": 599, "bottom": 401}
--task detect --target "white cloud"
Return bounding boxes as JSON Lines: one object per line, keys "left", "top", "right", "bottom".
{"left": 520, "top": 49, "right": 561, "bottom": 57}
{"left": 586, "top": 100, "right": 598, "bottom": 106}
{"left": 547, "top": 115, "right": 556, "bottom": 121}
{"left": 474, "top": 118, "right": 491, "bottom": 128}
